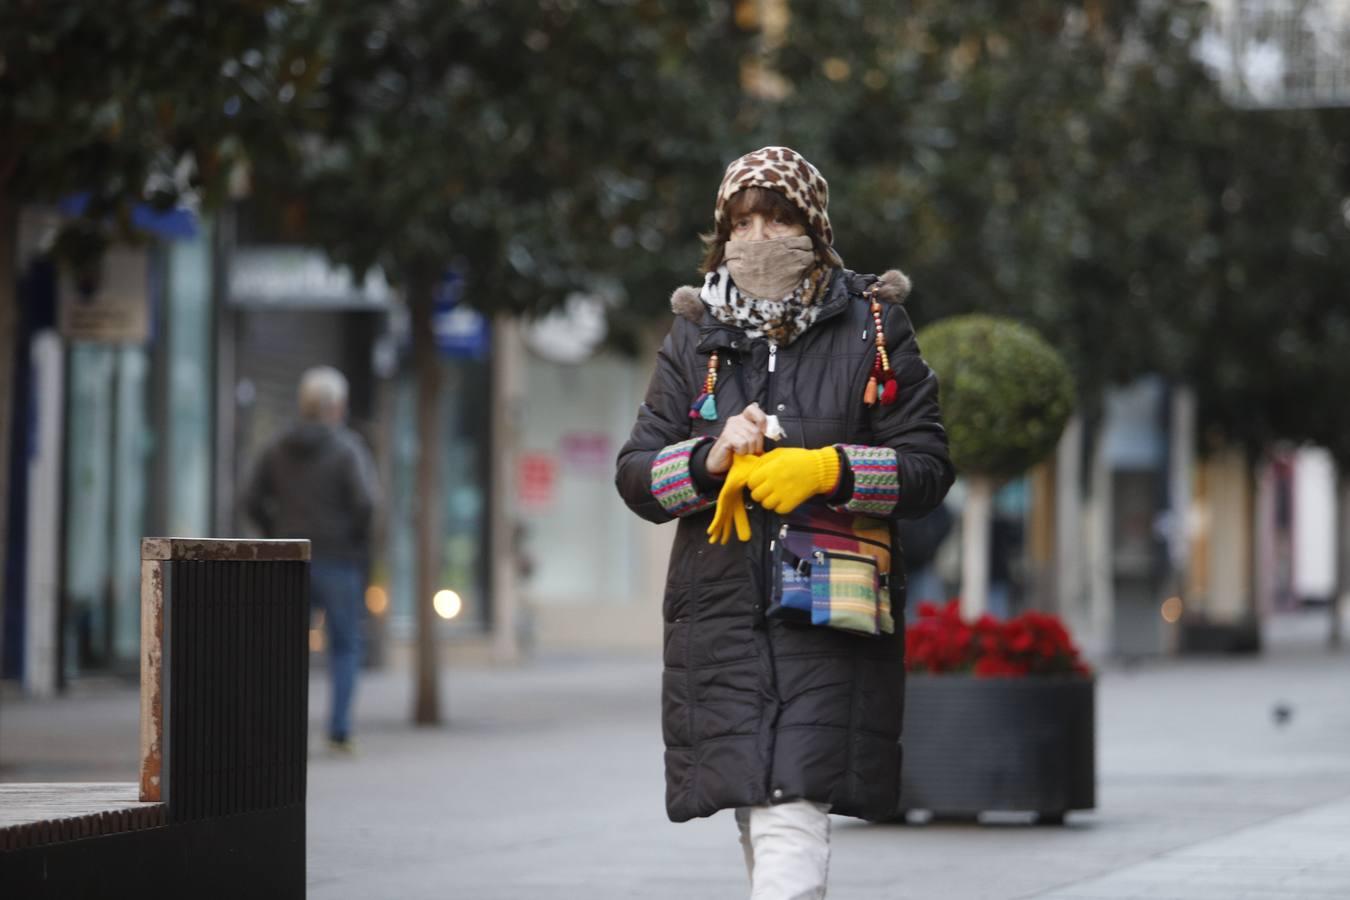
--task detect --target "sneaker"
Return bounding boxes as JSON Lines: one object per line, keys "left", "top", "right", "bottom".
{"left": 328, "top": 737, "right": 358, "bottom": 756}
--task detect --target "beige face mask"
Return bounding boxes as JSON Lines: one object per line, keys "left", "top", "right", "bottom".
{"left": 724, "top": 235, "right": 816, "bottom": 299}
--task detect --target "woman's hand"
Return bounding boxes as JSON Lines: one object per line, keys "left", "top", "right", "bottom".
{"left": 706, "top": 403, "right": 769, "bottom": 475}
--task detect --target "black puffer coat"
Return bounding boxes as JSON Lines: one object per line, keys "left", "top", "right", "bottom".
{"left": 615, "top": 267, "right": 954, "bottom": 822}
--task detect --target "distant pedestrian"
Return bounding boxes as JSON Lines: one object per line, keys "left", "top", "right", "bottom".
{"left": 244, "top": 366, "right": 379, "bottom": 753}
{"left": 616, "top": 147, "right": 954, "bottom": 898}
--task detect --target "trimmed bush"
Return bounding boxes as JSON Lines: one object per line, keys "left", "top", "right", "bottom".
{"left": 917, "top": 315, "right": 1075, "bottom": 479}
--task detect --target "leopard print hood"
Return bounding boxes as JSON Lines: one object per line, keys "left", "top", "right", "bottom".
{"left": 716, "top": 146, "right": 834, "bottom": 247}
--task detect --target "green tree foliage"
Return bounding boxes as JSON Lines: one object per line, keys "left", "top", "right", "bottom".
{"left": 918, "top": 315, "right": 1074, "bottom": 479}
{"left": 245, "top": 0, "right": 757, "bottom": 723}
{"left": 735, "top": 2, "right": 1350, "bottom": 460}
{"left": 9, "top": 1, "right": 1349, "bottom": 455}
{"left": 1, "top": 0, "right": 318, "bottom": 247}
{"left": 258, "top": 0, "right": 752, "bottom": 312}
{"left": 10, "top": 1, "right": 1350, "bottom": 640}
{"left": 0, "top": 0, "right": 325, "bottom": 603}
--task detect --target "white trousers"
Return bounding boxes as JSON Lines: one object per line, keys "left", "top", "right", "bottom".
{"left": 735, "top": 800, "right": 832, "bottom": 900}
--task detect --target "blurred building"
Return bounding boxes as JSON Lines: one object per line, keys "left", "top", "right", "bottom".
{"left": 5, "top": 200, "right": 1343, "bottom": 695}
{"left": 514, "top": 326, "right": 673, "bottom": 653}
{"left": 0, "top": 203, "right": 674, "bottom": 695}
{"left": 996, "top": 379, "right": 1342, "bottom": 660}
{"left": 4, "top": 205, "right": 213, "bottom": 692}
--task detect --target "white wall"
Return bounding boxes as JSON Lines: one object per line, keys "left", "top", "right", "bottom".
{"left": 1293, "top": 446, "right": 1337, "bottom": 602}
{"left": 518, "top": 346, "right": 674, "bottom": 651}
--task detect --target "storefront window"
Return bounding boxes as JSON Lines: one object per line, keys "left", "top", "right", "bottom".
{"left": 62, "top": 343, "right": 115, "bottom": 676}
{"left": 59, "top": 230, "right": 212, "bottom": 681}
{"left": 164, "top": 225, "right": 214, "bottom": 537}
{"left": 386, "top": 356, "right": 490, "bottom": 635}
{"left": 518, "top": 352, "right": 643, "bottom": 604}
{"left": 63, "top": 343, "right": 151, "bottom": 677}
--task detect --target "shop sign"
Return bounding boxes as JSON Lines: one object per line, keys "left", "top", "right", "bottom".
{"left": 58, "top": 246, "right": 150, "bottom": 343}
{"left": 560, "top": 432, "right": 612, "bottom": 474}
{"left": 518, "top": 453, "right": 557, "bottom": 511}
{"left": 229, "top": 246, "right": 393, "bottom": 308}
{"left": 433, "top": 270, "right": 490, "bottom": 360}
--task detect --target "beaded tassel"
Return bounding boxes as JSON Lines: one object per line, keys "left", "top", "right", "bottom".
{"left": 689, "top": 351, "right": 720, "bottom": 421}
{"left": 865, "top": 288, "right": 900, "bottom": 407}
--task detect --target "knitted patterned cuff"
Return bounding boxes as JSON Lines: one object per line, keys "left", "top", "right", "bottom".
{"left": 830, "top": 445, "right": 900, "bottom": 517}
{"left": 651, "top": 438, "right": 717, "bottom": 517}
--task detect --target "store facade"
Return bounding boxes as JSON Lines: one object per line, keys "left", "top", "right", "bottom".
{"left": 3, "top": 207, "right": 214, "bottom": 691}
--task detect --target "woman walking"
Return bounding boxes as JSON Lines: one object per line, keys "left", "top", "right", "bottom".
{"left": 615, "top": 147, "right": 954, "bottom": 898}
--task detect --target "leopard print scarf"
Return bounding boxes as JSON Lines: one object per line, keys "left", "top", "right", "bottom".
{"left": 700, "top": 264, "right": 832, "bottom": 347}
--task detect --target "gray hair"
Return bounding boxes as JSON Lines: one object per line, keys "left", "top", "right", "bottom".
{"left": 298, "top": 366, "right": 349, "bottom": 421}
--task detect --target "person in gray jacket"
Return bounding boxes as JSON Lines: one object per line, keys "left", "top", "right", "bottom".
{"left": 244, "top": 365, "right": 379, "bottom": 752}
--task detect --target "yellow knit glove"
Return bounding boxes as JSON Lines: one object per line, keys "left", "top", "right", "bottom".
{"left": 747, "top": 447, "right": 841, "bottom": 515}
{"left": 707, "top": 454, "right": 763, "bottom": 545}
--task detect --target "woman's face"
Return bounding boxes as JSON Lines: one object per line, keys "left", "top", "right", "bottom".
{"left": 730, "top": 210, "right": 807, "bottom": 242}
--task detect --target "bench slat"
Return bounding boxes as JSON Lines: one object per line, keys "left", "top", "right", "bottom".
{"left": 0, "top": 783, "right": 166, "bottom": 849}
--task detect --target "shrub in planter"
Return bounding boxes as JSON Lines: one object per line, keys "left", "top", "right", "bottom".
{"left": 900, "top": 601, "right": 1095, "bottom": 823}
{"left": 917, "top": 316, "right": 1075, "bottom": 617}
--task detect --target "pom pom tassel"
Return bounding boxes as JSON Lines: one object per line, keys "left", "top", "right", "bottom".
{"left": 689, "top": 392, "right": 708, "bottom": 419}
{"left": 880, "top": 377, "right": 899, "bottom": 405}
{"left": 692, "top": 350, "right": 720, "bottom": 420}
{"left": 699, "top": 394, "right": 719, "bottom": 421}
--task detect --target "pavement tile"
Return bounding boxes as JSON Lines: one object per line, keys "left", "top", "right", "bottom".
{"left": 1033, "top": 795, "right": 1350, "bottom": 900}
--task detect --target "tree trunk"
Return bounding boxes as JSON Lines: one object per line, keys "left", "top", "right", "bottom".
{"left": 1333, "top": 471, "right": 1348, "bottom": 649}
{"left": 960, "top": 474, "right": 995, "bottom": 619}
{"left": 1054, "top": 414, "right": 1086, "bottom": 630}
{"left": 409, "top": 271, "right": 442, "bottom": 725}
{"left": 1026, "top": 460, "right": 1056, "bottom": 612}
{"left": 489, "top": 314, "right": 522, "bottom": 664}
{"left": 0, "top": 188, "right": 17, "bottom": 646}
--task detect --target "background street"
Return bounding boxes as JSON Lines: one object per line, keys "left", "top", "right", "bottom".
{"left": 8, "top": 6, "right": 1350, "bottom": 897}
{"left": 4, "top": 612, "right": 1347, "bottom": 899}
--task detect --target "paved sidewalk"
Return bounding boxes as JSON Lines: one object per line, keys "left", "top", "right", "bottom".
{"left": 1035, "top": 795, "right": 1350, "bottom": 899}
{"left": 2, "top": 611, "right": 1348, "bottom": 898}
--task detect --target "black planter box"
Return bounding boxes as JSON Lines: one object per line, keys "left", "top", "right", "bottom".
{"left": 900, "top": 675, "right": 1095, "bottom": 821}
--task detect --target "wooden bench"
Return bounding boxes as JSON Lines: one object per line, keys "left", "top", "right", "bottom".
{"left": 0, "top": 538, "right": 310, "bottom": 899}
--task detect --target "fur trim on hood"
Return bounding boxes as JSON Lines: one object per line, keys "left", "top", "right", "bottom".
{"left": 872, "top": 269, "right": 911, "bottom": 304}
{"left": 670, "top": 285, "right": 704, "bottom": 323}
{"left": 670, "top": 269, "right": 910, "bottom": 322}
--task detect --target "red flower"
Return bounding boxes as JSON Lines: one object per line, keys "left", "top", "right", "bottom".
{"left": 972, "top": 656, "right": 1007, "bottom": 677}
{"left": 906, "top": 600, "right": 1091, "bottom": 678}
{"left": 1006, "top": 623, "right": 1035, "bottom": 654}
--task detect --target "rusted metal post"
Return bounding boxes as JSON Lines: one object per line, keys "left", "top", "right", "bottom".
{"left": 139, "top": 554, "right": 166, "bottom": 802}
